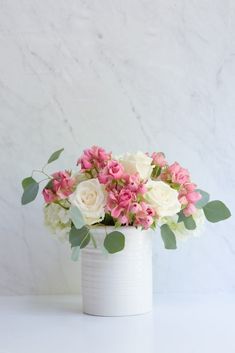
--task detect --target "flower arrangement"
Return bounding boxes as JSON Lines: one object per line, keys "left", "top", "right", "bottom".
{"left": 21, "top": 146, "right": 231, "bottom": 256}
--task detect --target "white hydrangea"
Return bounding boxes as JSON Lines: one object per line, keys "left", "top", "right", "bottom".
{"left": 162, "top": 209, "right": 206, "bottom": 241}
{"left": 44, "top": 203, "right": 71, "bottom": 242}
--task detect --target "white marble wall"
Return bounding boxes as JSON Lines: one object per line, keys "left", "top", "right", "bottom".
{"left": 0, "top": 0, "right": 235, "bottom": 295}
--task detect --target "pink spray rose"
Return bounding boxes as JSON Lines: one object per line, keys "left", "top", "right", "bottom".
{"left": 179, "top": 183, "right": 202, "bottom": 216}
{"left": 161, "top": 162, "right": 190, "bottom": 185}
{"left": 42, "top": 171, "right": 76, "bottom": 204}
{"left": 125, "top": 174, "right": 146, "bottom": 194}
{"left": 77, "top": 145, "right": 111, "bottom": 172}
{"left": 151, "top": 152, "right": 167, "bottom": 168}
{"left": 168, "top": 162, "right": 190, "bottom": 185}
{"left": 42, "top": 188, "right": 57, "bottom": 203}
{"left": 133, "top": 202, "right": 155, "bottom": 229}
{"left": 106, "top": 188, "right": 134, "bottom": 223}
{"left": 98, "top": 160, "right": 124, "bottom": 184}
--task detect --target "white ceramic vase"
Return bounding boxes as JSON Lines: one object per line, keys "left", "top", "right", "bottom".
{"left": 81, "top": 226, "right": 152, "bottom": 316}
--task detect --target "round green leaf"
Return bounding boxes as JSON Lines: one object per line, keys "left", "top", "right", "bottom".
{"left": 177, "top": 211, "right": 196, "bottom": 230}
{"left": 69, "top": 226, "right": 90, "bottom": 248}
{"left": 47, "top": 148, "right": 64, "bottom": 164}
{"left": 184, "top": 215, "right": 196, "bottom": 230}
{"left": 71, "top": 246, "right": 80, "bottom": 261}
{"left": 22, "top": 177, "right": 36, "bottom": 190}
{"left": 203, "top": 200, "right": 231, "bottom": 223}
{"left": 103, "top": 231, "right": 125, "bottom": 254}
{"left": 21, "top": 179, "right": 39, "bottom": 205}
{"left": 160, "top": 224, "right": 177, "bottom": 249}
{"left": 69, "top": 206, "right": 85, "bottom": 229}
{"left": 196, "top": 189, "right": 210, "bottom": 209}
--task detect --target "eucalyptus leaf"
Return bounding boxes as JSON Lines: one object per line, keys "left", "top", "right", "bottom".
{"left": 177, "top": 210, "right": 185, "bottom": 223}
{"left": 22, "top": 177, "right": 36, "bottom": 190}
{"left": 160, "top": 224, "right": 177, "bottom": 249}
{"left": 47, "top": 148, "right": 64, "bottom": 164}
{"left": 183, "top": 216, "right": 196, "bottom": 230}
{"left": 103, "top": 231, "right": 125, "bottom": 254}
{"left": 196, "top": 189, "right": 210, "bottom": 209}
{"left": 69, "top": 206, "right": 85, "bottom": 229}
{"left": 21, "top": 179, "right": 39, "bottom": 205}
{"left": 177, "top": 211, "right": 196, "bottom": 230}
{"left": 203, "top": 200, "right": 231, "bottom": 223}
{"left": 44, "top": 179, "right": 53, "bottom": 190}
{"left": 71, "top": 246, "right": 80, "bottom": 261}
{"left": 69, "top": 226, "right": 90, "bottom": 248}
{"left": 101, "top": 213, "right": 115, "bottom": 226}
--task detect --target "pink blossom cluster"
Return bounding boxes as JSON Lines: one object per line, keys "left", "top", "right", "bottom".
{"left": 104, "top": 173, "right": 155, "bottom": 229}
{"left": 77, "top": 145, "right": 111, "bottom": 172}
{"left": 43, "top": 171, "right": 76, "bottom": 204}
{"left": 77, "top": 147, "right": 156, "bottom": 228}
{"left": 42, "top": 145, "right": 202, "bottom": 227}
{"left": 161, "top": 162, "right": 201, "bottom": 216}
{"left": 178, "top": 183, "right": 202, "bottom": 216}
{"left": 151, "top": 152, "right": 167, "bottom": 168}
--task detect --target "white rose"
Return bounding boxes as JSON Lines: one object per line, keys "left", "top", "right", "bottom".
{"left": 69, "top": 178, "right": 106, "bottom": 225}
{"left": 145, "top": 180, "right": 181, "bottom": 218}
{"left": 119, "top": 151, "right": 153, "bottom": 180}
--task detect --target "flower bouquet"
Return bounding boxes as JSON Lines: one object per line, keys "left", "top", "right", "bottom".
{"left": 21, "top": 146, "right": 231, "bottom": 316}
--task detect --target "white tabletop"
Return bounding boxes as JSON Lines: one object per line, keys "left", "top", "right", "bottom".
{"left": 0, "top": 294, "right": 234, "bottom": 353}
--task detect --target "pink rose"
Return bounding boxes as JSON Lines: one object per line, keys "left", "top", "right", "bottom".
{"left": 52, "top": 171, "right": 76, "bottom": 199}
{"left": 98, "top": 160, "right": 124, "bottom": 184}
{"left": 151, "top": 152, "right": 167, "bottom": 167}
{"left": 183, "top": 203, "right": 197, "bottom": 217}
{"left": 42, "top": 188, "right": 57, "bottom": 203}
{"left": 125, "top": 174, "right": 146, "bottom": 194}
{"left": 108, "top": 160, "right": 124, "bottom": 179}
{"left": 134, "top": 202, "right": 155, "bottom": 229}
{"left": 167, "top": 162, "right": 190, "bottom": 185}
{"left": 179, "top": 183, "right": 202, "bottom": 216}
{"left": 106, "top": 188, "right": 133, "bottom": 221}
{"left": 77, "top": 145, "right": 111, "bottom": 172}
{"left": 42, "top": 171, "right": 76, "bottom": 204}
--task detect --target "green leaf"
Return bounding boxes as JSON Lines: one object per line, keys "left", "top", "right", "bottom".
{"left": 44, "top": 179, "right": 53, "bottom": 190}
{"left": 47, "top": 148, "right": 64, "bottom": 164}
{"left": 152, "top": 166, "right": 161, "bottom": 179}
{"left": 21, "top": 178, "right": 39, "bottom": 205}
{"left": 177, "top": 211, "right": 196, "bottom": 230}
{"left": 69, "top": 206, "right": 85, "bottom": 229}
{"left": 103, "top": 231, "right": 125, "bottom": 254}
{"left": 160, "top": 224, "right": 177, "bottom": 249}
{"left": 196, "top": 189, "right": 210, "bottom": 209}
{"left": 177, "top": 210, "right": 185, "bottom": 223}
{"left": 203, "top": 200, "right": 231, "bottom": 223}
{"left": 22, "top": 177, "right": 35, "bottom": 190}
{"left": 184, "top": 216, "right": 196, "bottom": 230}
{"left": 101, "top": 213, "right": 115, "bottom": 226}
{"left": 69, "top": 226, "right": 90, "bottom": 248}
{"left": 71, "top": 246, "right": 80, "bottom": 261}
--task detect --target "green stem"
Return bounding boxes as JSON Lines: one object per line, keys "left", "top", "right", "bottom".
{"left": 38, "top": 178, "right": 50, "bottom": 184}
{"left": 32, "top": 169, "right": 52, "bottom": 179}
{"left": 54, "top": 201, "right": 69, "bottom": 210}
{"left": 79, "top": 229, "right": 90, "bottom": 248}
{"left": 90, "top": 234, "right": 97, "bottom": 248}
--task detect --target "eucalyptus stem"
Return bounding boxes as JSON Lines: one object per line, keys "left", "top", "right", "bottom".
{"left": 32, "top": 169, "right": 52, "bottom": 179}
{"left": 90, "top": 234, "right": 97, "bottom": 248}
{"left": 38, "top": 178, "right": 50, "bottom": 184}
{"left": 54, "top": 201, "right": 70, "bottom": 210}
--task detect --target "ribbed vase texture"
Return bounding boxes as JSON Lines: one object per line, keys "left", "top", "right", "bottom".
{"left": 81, "top": 226, "right": 152, "bottom": 316}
